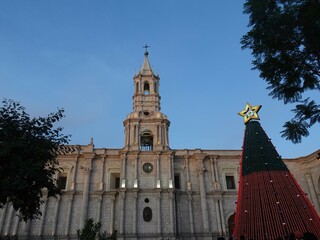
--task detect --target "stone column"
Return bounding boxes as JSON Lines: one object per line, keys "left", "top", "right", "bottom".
{"left": 39, "top": 194, "right": 48, "bottom": 236}
{"left": 213, "top": 157, "right": 220, "bottom": 190}
{"left": 125, "top": 125, "right": 128, "bottom": 146}
{"left": 134, "top": 154, "right": 139, "bottom": 188}
{"left": 121, "top": 153, "right": 127, "bottom": 188}
{"left": 137, "top": 124, "right": 140, "bottom": 147}
{"left": 100, "top": 156, "right": 106, "bottom": 190}
{"left": 70, "top": 155, "right": 79, "bottom": 191}
{"left": 198, "top": 158, "right": 210, "bottom": 232}
{"left": 187, "top": 192, "right": 194, "bottom": 235}
{"left": 80, "top": 164, "right": 92, "bottom": 228}
{"left": 219, "top": 199, "right": 226, "bottom": 235}
{"left": 165, "top": 125, "right": 169, "bottom": 147}
{"left": 65, "top": 192, "right": 74, "bottom": 236}
{"left": 109, "top": 194, "right": 116, "bottom": 234}
{"left": 157, "top": 190, "right": 162, "bottom": 234}
{"left": 185, "top": 155, "right": 192, "bottom": 191}
{"left": 158, "top": 125, "right": 162, "bottom": 145}
{"left": 96, "top": 194, "right": 103, "bottom": 225}
{"left": 119, "top": 190, "right": 126, "bottom": 235}
{"left": 22, "top": 220, "right": 30, "bottom": 237}
{"left": 169, "top": 191, "right": 175, "bottom": 234}
{"left": 0, "top": 201, "right": 8, "bottom": 234}
{"left": 210, "top": 157, "right": 215, "bottom": 183}
{"left": 305, "top": 172, "right": 320, "bottom": 213}
{"left": 169, "top": 154, "right": 174, "bottom": 188}
{"left": 12, "top": 215, "right": 19, "bottom": 236}
{"left": 132, "top": 190, "right": 138, "bottom": 234}
{"left": 52, "top": 195, "right": 61, "bottom": 236}
{"left": 4, "top": 203, "right": 13, "bottom": 236}
{"left": 215, "top": 199, "right": 222, "bottom": 235}
{"left": 156, "top": 155, "right": 161, "bottom": 188}
{"left": 161, "top": 125, "right": 165, "bottom": 146}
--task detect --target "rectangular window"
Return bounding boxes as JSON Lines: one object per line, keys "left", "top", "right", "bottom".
{"left": 115, "top": 177, "right": 120, "bottom": 189}
{"left": 58, "top": 175, "right": 67, "bottom": 190}
{"left": 174, "top": 174, "right": 181, "bottom": 189}
{"left": 226, "top": 176, "right": 236, "bottom": 190}
{"left": 110, "top": 173, "right": 120, "bottom": 189}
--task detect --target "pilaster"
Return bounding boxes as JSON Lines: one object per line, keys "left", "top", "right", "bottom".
{"left": 156, "top": 190, "right": 162, "bottom": 234}
{"left": 64, "top": 192, "right": 74, "bottom": 236}
{"left": 215, "top": 199, "right": 222, "bottom": 235}
{"left": 38, "top": 190, "right": 48, "bottom": 236}
{"left": 4, "top": 203, "right": 13, "bottom": 236}
{"left": 219, "top": 199, "right": 226, "bottom": 235}
{"left": 119, "top": 189, "right": 126, "bottom": 235}
{"left": 121, "top": 153, "right": 127, "bottom": 188}
{"left": 305, "top": 171, "right": 320, "bottom": 213}
{"left": 132, "top": 190, "right": 138, "bottom": 234}
{"left": 52, "top": 195, "right": 61, "bottom": 236}
{"left": 187, "top": 192, "right": 194, "bottom": 234}
{"left": 0, "top": 200, "right": 8, "bottom": 234}
{"left": 109, "top": 194, "right": 116, "bottom": 234}
{"left": 12, "top": 215, "right": 19, "bottom": 236}
{"left": 80, "top": 154, "right": 93, "bottom": 228}
{"left": 196, "top": 154, "right": 210, "bottom": 232}
{"left": 211, "top": 156, "right": 221, "bottom": 190}
{"left": 168, "top": 191, "right": 175, "bottom": 234}
{"left": 185, "top": 155, "right": 192, "bottom": 191}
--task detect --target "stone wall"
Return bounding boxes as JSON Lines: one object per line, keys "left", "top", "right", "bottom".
{"left": 0, "top": 147, "right": 319, "bottom": 240}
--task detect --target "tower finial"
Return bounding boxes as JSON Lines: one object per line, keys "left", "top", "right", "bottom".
{"left": 143, "top": 44, "right": 150, "bottom": 56}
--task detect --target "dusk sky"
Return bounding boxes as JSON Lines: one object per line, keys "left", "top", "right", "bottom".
{"left": 1, "top": 1, "right": 319, "bottom": 158}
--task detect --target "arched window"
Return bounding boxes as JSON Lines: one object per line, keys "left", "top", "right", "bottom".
{"left": 143, "top": 207, "right": 152, "bottom": 222}
{"left": 140, "top": 131, "right": 153, "bottom": 151}
{"left": 144, "top": 82, "right": 150, "bottom": 95}
{"left": 136, "top": 82, "right": 139, "bottom": 93}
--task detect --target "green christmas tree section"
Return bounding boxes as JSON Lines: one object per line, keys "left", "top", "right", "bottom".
{"left": 241, "top": 121, "right": 288, "bottom": 176}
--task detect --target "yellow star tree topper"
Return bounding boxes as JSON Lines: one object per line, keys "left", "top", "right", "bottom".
{"left": 238, "top": 102, "right": 262, "bottom": 124}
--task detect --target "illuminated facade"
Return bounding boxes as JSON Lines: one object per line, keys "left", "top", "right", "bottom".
{"left": 0, "top": 51, "right": 319, "bottom": 240}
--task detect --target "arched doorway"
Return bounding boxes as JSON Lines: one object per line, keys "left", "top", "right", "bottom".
{"left": 228, "top": 213, "right": 235, "bottom": 237}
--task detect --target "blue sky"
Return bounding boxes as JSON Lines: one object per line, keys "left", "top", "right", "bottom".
{"left": 0, "top": 1, "right": 318, "bottom": 158}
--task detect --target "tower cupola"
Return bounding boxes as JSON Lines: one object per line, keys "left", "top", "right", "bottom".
{"left": 123, "top": 48, "right": 170, "bottom": 151}
{"left": 132, "top": 47, "right": 161, "bottom": 112}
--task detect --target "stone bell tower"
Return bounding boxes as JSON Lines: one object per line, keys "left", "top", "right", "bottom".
{"left": 123, "top": 48, "right": 170, "bottom": 151}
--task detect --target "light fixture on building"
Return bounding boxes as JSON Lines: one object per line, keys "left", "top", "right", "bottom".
{"left": 134, "top": 179, "right": 138, "bottom": 188}
{"left": 121, "top": 179, "right": 126, "bottom": 188}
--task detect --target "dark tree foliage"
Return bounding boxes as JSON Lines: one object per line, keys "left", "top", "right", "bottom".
{"left": 0, "top": 99, "right": 70, "bottom": 221}
{"left": 242, "top": 0, "right": 320, "bottom": 143}
{"left": 77, "top": 219, "right": 117, "bottom": 240}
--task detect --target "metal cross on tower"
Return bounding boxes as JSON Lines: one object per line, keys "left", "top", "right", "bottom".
{"left": 143, "top": 44, "right": 150, "bottom": 55}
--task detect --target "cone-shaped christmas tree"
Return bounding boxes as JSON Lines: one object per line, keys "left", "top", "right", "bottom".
{"left": 233, "top": 103, "right": 320, "bottom": 240}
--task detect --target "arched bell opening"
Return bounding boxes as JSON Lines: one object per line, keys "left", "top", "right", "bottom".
{"left": 140, "top": 131, "right": 153, "bottom": 151}
{"left": 143, "top": 82, "right": 150, "bottom": 95}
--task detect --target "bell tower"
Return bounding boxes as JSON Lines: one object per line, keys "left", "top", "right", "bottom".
{"left": 123, "top": 48, "right": 170, "bottom": 151}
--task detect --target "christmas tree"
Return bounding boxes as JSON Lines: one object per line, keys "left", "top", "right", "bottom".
{"left": 233, "top": 103, "right": 320, "bottom": 240}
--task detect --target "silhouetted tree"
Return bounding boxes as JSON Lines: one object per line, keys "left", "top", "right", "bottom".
{"left": 242, "top": 0, "right": 320, "bottom": 143}
{"left": 0, "top": 99, "right": 70, "bottom": 221}
{"left": 77, "top": 219, "right": 116, "bottom": 240}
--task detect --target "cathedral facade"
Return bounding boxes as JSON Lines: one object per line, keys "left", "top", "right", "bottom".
{"left": 0, "top": 51, "right": 319, "bottom": 240}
